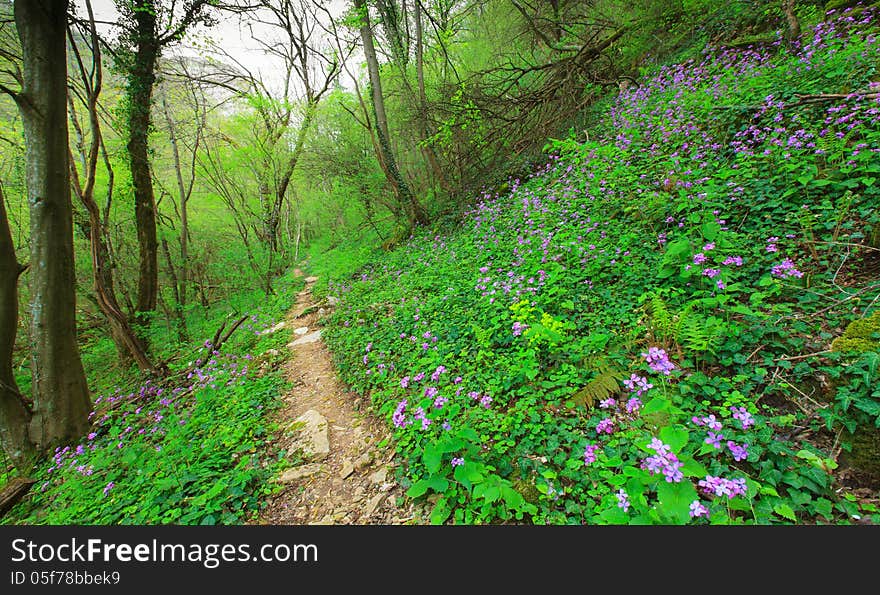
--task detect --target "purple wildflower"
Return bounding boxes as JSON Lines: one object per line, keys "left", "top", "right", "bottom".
{"left": 642, "top": 347, "right": 675, "bottom": 375}
{"left": 705, "top": 432, "right": 723, "bottom": 449}
{"left": 727, "top": 441, "right": 749, "bottom": 462}
{"left": 616, "top": 489, "right": 631, "bottom": 512}
{"left": 689, "top": 500, "right": 710, "bottom": 519}
{"left": 392, "top": 399, "right": 410, "bottom": 428}
{"left": 451, "top": 457, "right": 464, "bottom": 467}
{"left": 596, "top": 418, "right": 615, "bottom": 435}
{"left": 771, "top": 258, "right": 804, "bottom": 278}
{"left": 731, "top": 406, "right": 755, "bottom": 429}
{"left": 583, "top": 443, "right": 600, "bottom": 465}
{"left": 599, "top": 398, "right": 617, "bottom": 409}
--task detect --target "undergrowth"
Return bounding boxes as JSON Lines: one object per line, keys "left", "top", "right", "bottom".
{"left": 315, "top": 7, "right": 880, "bottom": 525}
{"left": 2, "top": 270, "right": 304, "bottom": 525}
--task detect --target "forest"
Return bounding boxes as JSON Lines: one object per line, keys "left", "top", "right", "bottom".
{"left": 0, "top": 0, "right": 878, "bottom": 525}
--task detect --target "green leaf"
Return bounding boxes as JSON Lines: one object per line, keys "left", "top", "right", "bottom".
{"left": 641, "top": 397, "right": 669, "bottom": 415}
{"left": 428, "top": 476, "right": 449, "bottom": 492}
{"left": 680, "top": 456, "right": 708, "bottom": 478}
{"left": 430, "top": 497, "right": 452, "bottom": 525}
{"left": 701, "top": 222, "right": 721, "bottom": 241}
{"left": 501, "top": 486, "right": 524, "bottom": 509}
{"left": 774, "top": 503, "right": 797, "bottom": 522}
{"left": 423, "top": 444, "right": 442, "bottom": 474}
{"left": 659, "top": 425, "right": 689, "bottom": 453}
{"left": 474, "top": 483, "right": 500, "bottom": 503}
{"left": 657, "top": 481, "right": 697, "bottom": 524}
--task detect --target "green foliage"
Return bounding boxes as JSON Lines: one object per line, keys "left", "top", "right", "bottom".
{"left": 2, "top": 270, "right": 302, "bottom": 524}
{"left": 311, "top": 6, "right": 880, "bottom": 525}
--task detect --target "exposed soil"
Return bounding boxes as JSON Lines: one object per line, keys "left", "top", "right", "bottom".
{"left": 253, "top": 272, "right": 426, "bottom": 525}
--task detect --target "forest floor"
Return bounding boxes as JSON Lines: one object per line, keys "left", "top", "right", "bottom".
{"left": 253, "top": 271, "right": 427, "bottom": 525}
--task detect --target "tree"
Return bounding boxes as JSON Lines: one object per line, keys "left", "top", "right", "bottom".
{"left": 353, "top": 0, "right": 427, "bottom": 227}
{"left": 2, "top": 0, "right": 91, "bottom": 455}
{"left": 0, "top": 182, "right": 33, "bottom": 470}
{"left": 115, "top": 0, "right": 217, "bottom": 328}
{"left": 68, "top": 0, "right": 156, "bottom": 372}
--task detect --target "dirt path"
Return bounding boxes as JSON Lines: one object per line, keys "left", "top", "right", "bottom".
{"left": 255, "top": 273, "right": 424, "bottom": 525}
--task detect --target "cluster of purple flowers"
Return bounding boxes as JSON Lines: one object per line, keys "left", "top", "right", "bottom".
{"left": 689, "top": 500, "right": 709, "bottom": 518}
{"left": 642, "top": 438, "right": 683, "bottom": 483}
{"left": 642, "top": 347, "right": 675, "bottom": 375}
{"left": 392, "top": 399, "right": 410, "bottom": 428}
{"left": 705, "top": 431, "right": 724, "bottom": 449}
{"left": 583, "top": 443, "right": 600, "bottom": 465}
{"left": 413, "top": 407, "right": 431, "bottom": 430}
{"left": 731, "top": 406, "right": 755, "bottom": 429}
{"left": 698, "top": 475, "right": 748, "bottom": 498}
{"left": 623, "top": 373, "right": 653, "bottom": 396}
{"left": 616, "top": 489, "right": 631, "bottom": 512}
{"left": 722, "top": 255, "right": 743, "bottom": 266}
{"left": 596, "top": 418, "right": 615, "bottom": 435}
{"left": 771, "top": 258, "right": 804, "bottom": 278}
{"left": 727, "top": 441, "right": 749, "bottom": 462}
{"left": 512, "top": 321, "right": 528, "bottom": 336}
{"left": 692, "top": 414, "right": 722, "bottom": 430}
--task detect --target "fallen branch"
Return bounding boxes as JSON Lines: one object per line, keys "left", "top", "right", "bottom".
{"left": 209, "top": 314, "right": 249, "bottom": 354}
{"left": 0, "top": 477, "right": 35, "bottom": 518}
{"left": 774, "top": 350, "right": 832, "bottom": 362}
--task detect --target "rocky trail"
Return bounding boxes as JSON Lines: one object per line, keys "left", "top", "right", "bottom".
{"left": 254, "top": 273, "right": 426, "bottom": 525}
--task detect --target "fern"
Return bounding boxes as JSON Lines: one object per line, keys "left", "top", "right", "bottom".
{"left": 646, "top": 292, "right": 676, "bottom": 344}
{"left": 676, "top": 305, "right": 726, "bottom": 356}
{"left": 569, "top": 357, "right": 626, "bottom": 409}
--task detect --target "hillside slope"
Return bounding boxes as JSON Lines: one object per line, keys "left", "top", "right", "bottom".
{"left": 316, "top": 7, "right": 880, "bottom": 525}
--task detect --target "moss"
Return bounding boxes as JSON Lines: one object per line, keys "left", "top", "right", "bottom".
{"left": 831, "top": 311, "right": 880, "bottom": 353}
{"left": 840, "top": 426, "right": 880, "bottom": 480}
{"left": 512, "top": 477, "right": 541, "bottom": 505}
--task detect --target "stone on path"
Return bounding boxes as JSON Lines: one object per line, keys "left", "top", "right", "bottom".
{"left": 339, "top": 459, "right": 354, "bottom": 479}
{"left": 290, "top": 330, "right": 322, "bottom": 346}
{"left": 354, "top": 452, "right": 372, "bottom": 470}
{"left": 293, "top": 326, "right": 309, "bottom": 335}
{"left": 289, "top": 410, "right": 330, "bottom": 461}
{"left": 369, "top": 468, "right": 387, "bottom": 485}
{"left": 363, "top": 493, "right": 386, "bottom": 518}
{"left": 304, "top": 276, "right": 319, "bottom": 283}
{"left": 262, "top": 321, "right": 286, "bottom": 334}
{"left": 279, "top": 463, "right": 323, "bottom": 483}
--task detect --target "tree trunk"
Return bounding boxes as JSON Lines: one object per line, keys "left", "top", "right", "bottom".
{"left": 14, "top": 0, "right": 91, "bottom": 449}
{"left": 269, "top": 101, "right": 317, "bottom": 254}
{"left": 0, "top": 184, "right": 35, "bottom": 471}
{"left": 355, "top": 0, "right": 428, "bottom": 227}
{"left": 159, "top": 237, "right": 187, "bottom": 343}
{"left": 127, "top": 0, "right": 160, "bottom": 323}
{"left": 67, "top": 5, "right": 154, "bottom": 373}
{"left": 782, "top": 0, "right": 801, "bottom": 44}
{"left": 414, "top": 2, "right": 449, "bottom": 192}
{"left": 161, "top": 95, "right": 189, "bottom": 340}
